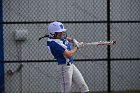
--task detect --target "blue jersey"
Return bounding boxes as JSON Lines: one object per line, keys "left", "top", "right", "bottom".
{"left": 47, "top": 38, "right": 73, "bottom": 65}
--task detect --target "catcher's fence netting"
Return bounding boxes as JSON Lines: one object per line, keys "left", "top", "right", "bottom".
{"left": 1, "top": 0, "right": 140, "bottom": 93}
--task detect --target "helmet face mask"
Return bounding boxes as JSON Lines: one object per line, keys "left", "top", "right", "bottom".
{"left": 48, "top": 22, "right": 67, "bottom": 39}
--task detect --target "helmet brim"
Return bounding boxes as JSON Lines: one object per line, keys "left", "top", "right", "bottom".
{"left": 56, "top": 29, "right": 67, "bottom": 32}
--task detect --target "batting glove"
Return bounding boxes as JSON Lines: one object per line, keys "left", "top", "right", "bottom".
{"left": 73, "top": 39, "right": 84, "bottom": 49}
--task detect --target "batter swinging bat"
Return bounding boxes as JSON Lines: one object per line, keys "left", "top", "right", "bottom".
{"left": 38, "top": 35, "right": 116, "bottom": 46}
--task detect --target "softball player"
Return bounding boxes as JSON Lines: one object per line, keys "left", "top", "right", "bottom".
{"left": 47, "top": 21, "right": 90, "bottom": 93}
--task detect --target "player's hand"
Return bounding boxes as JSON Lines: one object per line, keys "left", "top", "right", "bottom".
{"left": 73, "top": 39, "right": 84, "bottom": 49}
{"left": 66, "top": 36, "right": 73, "bottom": 43}
{"left": 78, "top": 42, "right": 84, "bottom": 48}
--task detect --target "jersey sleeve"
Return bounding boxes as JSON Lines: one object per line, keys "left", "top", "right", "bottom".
{"left": 54, "top": 42, "right": 66, "bottom": 54}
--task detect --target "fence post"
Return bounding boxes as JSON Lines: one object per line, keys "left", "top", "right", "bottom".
{"left": 0, "top": 0, "right": 4, "bottom": 92}
{"left": 107, "top": 0, "right": 111, "bottom": 93}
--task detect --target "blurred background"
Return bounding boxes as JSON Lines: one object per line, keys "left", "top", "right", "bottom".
{"left": 0, "top": 0, "right": 140, "bottom": 93}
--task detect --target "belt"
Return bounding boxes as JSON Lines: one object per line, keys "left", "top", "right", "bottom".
{"left": 58, "top": 62, "right": 72, "bottom": 66}
{"left": 66, "top": 62, "right": 71, "bottom": 66}
{"left": 67, "top": 61, "right": 73, "bottom": 66}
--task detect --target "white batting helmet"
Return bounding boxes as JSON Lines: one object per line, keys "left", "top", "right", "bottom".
{"left": 48, "top": 21, "right": 66, "bottom": 37}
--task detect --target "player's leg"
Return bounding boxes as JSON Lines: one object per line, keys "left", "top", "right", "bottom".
{"left": 57, "top": 65, "right": 73, "bottom": 93}
{"left": 72, "top": 64, "right": 90, "bottom": 93}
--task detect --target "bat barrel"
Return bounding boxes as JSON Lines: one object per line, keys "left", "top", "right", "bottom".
{"left": 84, "top": 41, "right": 116, "bottom": 46}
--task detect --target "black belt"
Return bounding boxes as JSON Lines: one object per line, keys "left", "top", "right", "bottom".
{"left": 67, "top": 62, "right": 70, "bottom": 66}
{"left": 66, "top": 62, "right": 72, "bottom": 66}
{"left": 58, "top": 62, "right": 72, "bottom": 66}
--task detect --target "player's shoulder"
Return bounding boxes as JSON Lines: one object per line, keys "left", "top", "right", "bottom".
{"left": 47, "top": 40, "right": 57, "bottom": 46}
{"left": 47, "top": 39, "right": 67, "bottom": 49}
{"left": 47, "top": 39, "right": 62, "bottom": 46}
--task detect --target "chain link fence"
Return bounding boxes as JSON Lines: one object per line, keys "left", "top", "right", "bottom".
{"left": 1, "top": 0, "right": 140, "bottom": 93}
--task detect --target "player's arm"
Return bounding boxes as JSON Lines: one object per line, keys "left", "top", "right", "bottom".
{"left": 63, "top": 39, "right": 84, "bottom": 58}
{"left": 66, "top": 36, "right": 74, "bottom": 43}
{"left": 63, "top": 47, "right": 78, "bottom": 58}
